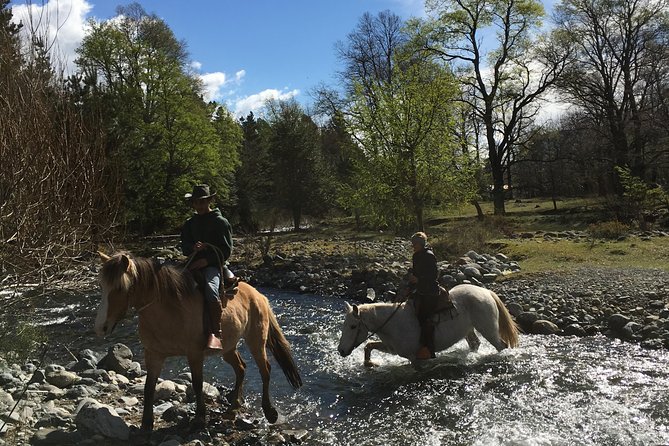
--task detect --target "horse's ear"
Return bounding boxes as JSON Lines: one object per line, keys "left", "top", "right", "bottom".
{"left": 345, "top": 302, "right": 353, "bottom": 313}
{"left": 120, "top": 254, "right": 131, "bottom": 271}
{"left": 352, "top": 304, "right": 359, "bottom": 317}
{"left": 98, "top": 251, "right": 111, "bottom": 263}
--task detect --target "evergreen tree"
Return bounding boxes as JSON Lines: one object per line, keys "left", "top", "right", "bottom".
{"left": 266, "top": 100, "right": 330, "bottom": 230}
{"left": 75, "top": 3, "right": 239, "bottom": 233}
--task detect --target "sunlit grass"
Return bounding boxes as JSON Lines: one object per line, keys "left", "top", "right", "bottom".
{"left": 497, "top": 236, "right": 669, "bottom": 273}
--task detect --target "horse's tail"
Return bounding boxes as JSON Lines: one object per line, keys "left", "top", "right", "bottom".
{"left": 267, "top": 310, "right": 303, "bottom": 389}
{"left": 491, "top": 290, "right": 520, "bottom": 348}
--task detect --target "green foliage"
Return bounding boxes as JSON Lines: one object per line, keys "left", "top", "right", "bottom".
{"left": 74, "top": 4, "right": 241, "bottom": 234}
{"left": 587, "top": 221, "right": 631, "bottom": 239}
{"left": 0, "top": 318, "right": 46, "bottom": 364}
{"left": 234, "top": 112, "right": 274, "bottom": 232}
{"left": 265, "top": 99, "right": 332, "bottom": 230}
{"left": 615, "top": 166, "right": 669, "bottom": 228}
{"left": 343, "top": 50, "right": 476, "bottom": 231}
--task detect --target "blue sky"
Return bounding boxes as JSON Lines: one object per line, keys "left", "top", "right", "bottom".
{"left": 10, "top": 0, "right": 427, "bottom": 117}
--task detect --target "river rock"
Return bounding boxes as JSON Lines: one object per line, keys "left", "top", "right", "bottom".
{"left": 186, "top": 381, "right": 219, "bottom": 403}
{"left": 506, "top": 302, "right": 523, "bottom": 317}
{"left": 516, "top": 311, "right": 540, "bottom": 331}
{"left": 532, "top": 320, "right": 560, "bottom": 335}
{"left": 608, "top": 314, "right": 631, "bottom": 331}
{"left": 563, "top": 323, "right": 587, "bottom": 337}
{"left": 155, "top": 380, "right": 185, "bottom": 402}
{"left": 31, "top": 428, "right": 83, "bottom": 446}
{"left": 97, "top": 344, "right": 142, "bottom": 379}
{"left": 44, "top": 365, "right": 80, "bottom": 389}
{"left": 75, "top": 398, "right": 129, "bottom": 440}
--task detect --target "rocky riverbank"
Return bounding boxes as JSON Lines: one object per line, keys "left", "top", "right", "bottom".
{"left": 0, "top": 343, "right": 306, "bottom": 446}
{"left": 227, "top": 234, "right": 669, "bottom": 350}
{"left": 2, "top": 232, "right": 669, "bottom": 445}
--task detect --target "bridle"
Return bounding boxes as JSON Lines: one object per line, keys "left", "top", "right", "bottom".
{"left": 351, "top": 301, "right": 405, "bottom": 344}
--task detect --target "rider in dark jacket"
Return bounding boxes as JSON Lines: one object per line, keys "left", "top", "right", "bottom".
{"left": 409, "top": 232, "right": 439, "bottom": 360}
{"left": 181, "top": 184, "right": 236, "bottom": 351}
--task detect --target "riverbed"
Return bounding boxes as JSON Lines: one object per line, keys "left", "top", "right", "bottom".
{"left": 149, "top": 289, "right": 669, "bottom": 446}
{"left": 18, "top": 285, "right": 669, "bottom": 445}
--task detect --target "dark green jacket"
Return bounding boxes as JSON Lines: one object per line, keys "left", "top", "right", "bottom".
{"left": 180, "top": 208, "right": 233, "bottom": 267}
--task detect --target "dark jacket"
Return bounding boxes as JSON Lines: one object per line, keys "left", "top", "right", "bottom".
{"left": 412, "top": 247, "right": 439, "bottom": 296}
{"left": 181, "top": 208, "right": 233, "bottom": 267}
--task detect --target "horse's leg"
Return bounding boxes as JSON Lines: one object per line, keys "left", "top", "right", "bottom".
{"left": 187, "top": 352, "right": 206, "bottom": 429}
{"left": 222, "top": 350, "right": 246, "bottom": 409}
{"left": 141, "top": 349, "right": 165, "bottom": 431}
{"left": 465, "top": 329, "right": 481, "bottom": 352}
{"left": 473, "top": 314, "right": 507, "bottom": 351}
{"left": 364, "top": 341, "right": 385, "bottom": 367}
{"left": 247, "top": 338, "right": 279, "bottom": 423}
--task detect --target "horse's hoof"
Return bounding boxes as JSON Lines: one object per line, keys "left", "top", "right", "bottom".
{"left": 364, "top": 360, "right": 378, "bottom": 368}
{"left": 263, "top": 405, "right": 279, "bottom": 424}
{"left": 191, "top": 415, "right": 206, "bottom": 431}
{"left": 129, "top": 426, "right": 152, "bottom": 444}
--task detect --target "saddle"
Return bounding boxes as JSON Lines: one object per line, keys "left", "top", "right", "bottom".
{"left": 411, "top": 286, "right": 456, "bottom": 321}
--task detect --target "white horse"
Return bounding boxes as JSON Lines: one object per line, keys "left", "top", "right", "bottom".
{"left": 337, "top": 284, "right": 519, "bottom": 366}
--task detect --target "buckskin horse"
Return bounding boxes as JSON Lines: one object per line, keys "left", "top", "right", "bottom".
{"left": 95, "top": 252, "right": 302, "bottom": 432}
{"left": 337, "top": 284, "right": 519, "bottom": 366}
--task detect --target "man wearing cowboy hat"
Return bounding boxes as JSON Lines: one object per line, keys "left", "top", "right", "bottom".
{"left": 181, "top": 184, "right": 236, "bottom": 351}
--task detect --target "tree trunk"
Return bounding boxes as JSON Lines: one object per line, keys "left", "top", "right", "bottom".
{"left": 416, "top": 206, "right": 424, "bottom": 233}
{"left": 491, "top": 163, "right": 506, "bottom": 215}
{"left": 471, "top": 200, "right": 485, "bottom": 221}
{"left": 292, "top": 207, "right": 301, "bottom": 231}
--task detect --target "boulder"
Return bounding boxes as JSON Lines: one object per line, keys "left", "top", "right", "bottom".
{"left": 75, "top": 398, "right": 129, "bottom": 440}
{"left": 562, "top": 323, "right": 587, "bottom": 337}
{"left": 44, "top": 365, "right": 80, "bottom": 389}
{"left": 506, "top": 302, "right": 523, "bottom": 317}
{"left": 516, "top": 311, "right": 540, "bottom": 331}
{"left": 97, "top": 344, "right": 142, "bottom": 379}
{"left": 31, "top": 428, "right": 83, "bottom": 446}
{"left": 608, "top": 314, "right": 631, "bottom": 331}
{"left": 532, "top": 320, "right": 560, "bottom": 335}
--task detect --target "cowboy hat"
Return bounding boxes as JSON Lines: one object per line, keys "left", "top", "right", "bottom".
{"left": 184, "top": 184, "right": 217, "bottom": 200}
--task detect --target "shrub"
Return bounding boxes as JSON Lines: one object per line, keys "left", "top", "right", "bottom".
{"left": 433, "top": 218, "right": 508, "bottom": 259}
{"left": 0, "top": 319, "right": 46, "bottom": 364}
{"left": 588, "top": 221, "right": 630, "bottom": 239}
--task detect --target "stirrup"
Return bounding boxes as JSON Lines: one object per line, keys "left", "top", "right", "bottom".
{"left": 206, "top": 334, "right": 223, "bottom": 351}
{"left": 224, "top": 277, "right": 240, "bottom": 296}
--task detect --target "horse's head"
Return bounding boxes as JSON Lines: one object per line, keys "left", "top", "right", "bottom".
{"left": 95, "top": 251, "right": 136, "bottom": 337}
{"left": 337, "top": 302, "right": 369, "bottom": 357}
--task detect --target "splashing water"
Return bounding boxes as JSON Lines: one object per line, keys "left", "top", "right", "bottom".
{"left": 114, "top": 289, "right": 669, "bottom": 445}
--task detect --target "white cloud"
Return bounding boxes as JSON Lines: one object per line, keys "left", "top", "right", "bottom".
{"left": 11, "top": 0, "right": 92, "bottom": 74}
{"left": 199, "top": 72, "right": 228, "bottom": 102}
{"left": 232, "top": 88, "right": 300, "bottom": 118}
{"left": 235, "top": 70, "right": 246, "bottom": 82}
{"left": 191, "top": 60, "right": 202, "bottom": 71}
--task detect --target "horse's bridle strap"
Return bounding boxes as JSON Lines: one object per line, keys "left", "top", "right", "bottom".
{"left": 360, "top": 302, "right": 404, "bottom": 343}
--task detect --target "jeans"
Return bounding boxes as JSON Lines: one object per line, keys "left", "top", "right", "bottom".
{"left": 202, "top": 266, "right": 221, "bottom": 303}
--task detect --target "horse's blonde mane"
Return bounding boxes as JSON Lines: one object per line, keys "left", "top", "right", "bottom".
{"left": 102, "top": 253, "right": 194, "bottom": 305}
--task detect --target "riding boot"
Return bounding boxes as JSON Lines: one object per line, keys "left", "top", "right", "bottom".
{"left": 417, "top": 322, "right": 436, "bottom": 360}
{"left": 206, "top": 301, "right": 223, "bottom": 351}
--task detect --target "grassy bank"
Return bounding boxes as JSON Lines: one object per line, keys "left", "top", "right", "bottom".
{"left": 258, "top": 197, "right": 669, "bottom": 275}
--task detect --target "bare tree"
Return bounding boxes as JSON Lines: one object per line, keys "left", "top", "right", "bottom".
{"left": 554, "top": 0, "right": 669, "bottom": 188}
{"left": 420, "top": 0, "right": 571, "bottom": 214}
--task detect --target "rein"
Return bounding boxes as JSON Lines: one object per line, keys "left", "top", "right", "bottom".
{"left": 358, "top": 302, "right": 405, "bottom": 343}
{"left": 130, "top": 242, "right": 225, "bottom": 314}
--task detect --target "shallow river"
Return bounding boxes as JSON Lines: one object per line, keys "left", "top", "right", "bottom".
{"left": 39, "top": 288, "right": 669, "bottom": 445}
